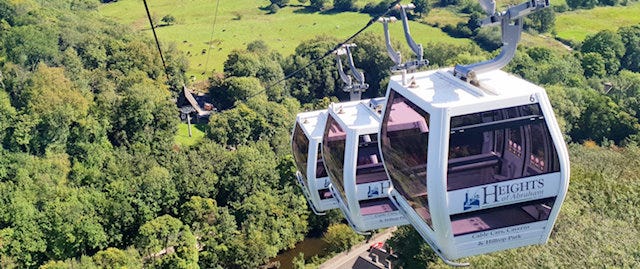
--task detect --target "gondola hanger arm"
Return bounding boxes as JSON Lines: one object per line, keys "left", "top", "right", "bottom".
{"left": 454, "top": 0, "right": 550, "bottom": 84}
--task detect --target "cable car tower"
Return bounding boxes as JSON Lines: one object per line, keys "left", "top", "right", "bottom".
{"left": 377, "top": 0, "right": 569, "bottom": 266}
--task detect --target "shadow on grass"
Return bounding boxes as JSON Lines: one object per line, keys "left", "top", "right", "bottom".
{"left": 194, "top": 123, "right": 208, "bottom": 133}
{"left": 292, "top": 6, "right": 320, "bottom": 14}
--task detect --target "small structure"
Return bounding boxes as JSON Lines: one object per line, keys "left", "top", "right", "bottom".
{"left": 178, "top": 85, "right": 216, "bottom": 137}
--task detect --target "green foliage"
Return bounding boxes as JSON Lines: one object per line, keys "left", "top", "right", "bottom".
{"left": 270, "top": 0, "right": 290, "bottom": 8}
{"left": 386, "top": 226, "right": 436, "bottom": 269}
{"left": 333, "top": 0, "right": 356, "bottom": 11}
{"left": 0, "top": 89, "right": 16, "bottom": 146}
{"left": 209, "top": 76, "right": 265, "bottom": 110}
{"left": 2, "top": 0, "right": 640, "bottom": 268}
{"left": 413, "top": 0, "right": 430, "bottom": 16}
{"left": 608, "top": 70, "right": 640, "bottom": 110}
{"left": 307, "top": 209, "right": 344, "bottom": 236}
{"left": 284, "top": 35, "right": 341, "bottom": 103}
{"left": 351, "top": 32, "right": 395, "bottom": 97}
{"left": 423, "top": 42, "right": 487, "bottom": 68}
{"left": 581, "top": 52, "right": 606, "bottom": 78}
{"left": 619, "top": 25, "right": 640, "bottom": 72}
{"left": 161, "top": 14, "right": 176, "bottom": 25}
{"left": 2, "top": 25, "right": 58, "bottom": 66}
{"left": 526, "top": 8, "right": 555, "bottom": 33}
{"left": 221, "top": 45, "right": 285, "bottom": 102}
{"left": 581, "top": 30, "right": 625, "bottom": 75}
{"left": 207, "top": 103, "right": 269, "bottom": 147}
{"left": 136, "top": 215, "right": 185, "bottom": 257}
{"left": 322, "top": 223, "right": 363, "bottom": 252}
{"left": 232, "top": 187, "right": 308, "bottom": 251}
{"left": 566, "top": 0, "right": 598, "bottom": 9}
{"left": 473, "top": 27, "right": 502, "bottom": 51}
{"left": 92, "top": 247, "right": 142, "bottom": 269}
{"left": 292, "top": 252, "right": 306, "bottom": 269}
{"left": 269, "top": 2, "right": 280, "bottom": 13}
{"left": 215, "top": 141, "right": 281, "bottom": 204}
{"left": 310, "top": 0, "right": 328, "bottom": 10}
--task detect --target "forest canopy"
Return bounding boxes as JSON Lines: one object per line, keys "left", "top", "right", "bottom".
{"left": 0, "top": 0, "right": 639, "bottom": 268}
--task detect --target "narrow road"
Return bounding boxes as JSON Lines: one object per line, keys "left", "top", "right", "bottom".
{"left": 319, "top": 227, "right": 397, "bottom": 269}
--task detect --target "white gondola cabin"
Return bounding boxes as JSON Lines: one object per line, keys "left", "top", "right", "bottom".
{"left": 379, "top": 68, "right": 570, "bottom": 262}
{"left": 292, "top": 110, "right": 339, "bottom": 215}
{"left": 322, "top": 98, "right": 409, "bottom": 233}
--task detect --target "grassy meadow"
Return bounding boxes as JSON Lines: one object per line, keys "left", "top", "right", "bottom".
{"left": 99, "top": 0, "right": 471, "bottom": 80}
{"left": 175, "top": 123, "right": 207, "bottom": 147}
{"left": 99, "top": 0, "right": 640, "bottom": 79}
{"left": 555, "top": 1, "right": 640, "bottom": 42}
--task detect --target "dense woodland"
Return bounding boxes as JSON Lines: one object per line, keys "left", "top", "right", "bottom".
{"left": 0, "top": 0, "right": 638, "bottom": 268}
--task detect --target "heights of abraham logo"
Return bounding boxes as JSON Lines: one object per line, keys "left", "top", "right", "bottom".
{"left": 464, "top": 192, "right": 480, "bottom": 211}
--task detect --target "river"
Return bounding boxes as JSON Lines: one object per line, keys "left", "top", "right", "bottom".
{"left": 269, "top": 237, "right": 329, "bottom": 269}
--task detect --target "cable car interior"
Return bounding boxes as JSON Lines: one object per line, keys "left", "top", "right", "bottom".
{"left": 292, "top": 110, "right": 339, "bottom": 215}
{"left": 376, "top": 0, "right": 569, "bottom": 266}
{"left": 322, "top": 98, "right": 409, "bottom": 233}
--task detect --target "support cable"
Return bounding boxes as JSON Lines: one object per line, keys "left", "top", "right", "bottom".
{"left": 203, "top": 0, "right": 221, "bottom": 75}
{"left": 143, "top": 0, "right": 171, "bottom": 82}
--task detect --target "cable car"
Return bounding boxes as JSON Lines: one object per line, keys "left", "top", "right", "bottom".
{"left": 292, "top": 110, "right": 339, "bottom": 215}
{"left": 322, "top": 98, "right": 409, "bottom": 233}
{"left": 378, "top": 0, "right": 569, "bottom": 265}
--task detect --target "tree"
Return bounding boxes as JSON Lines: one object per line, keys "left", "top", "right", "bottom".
{"left": 207, "top": 103, "right": 269, "bottom": 147}
{"left": 619, "top": 25, "right": 640, "bottom": 72}
{"left": 180, "top": 196, "right": 219, "bottom": 230}
{"left": 209, "top": 76, "right": 265, "bottom": 110}
{"left": 222, "top": 44, "right": 285, "bottom": 102}
{"left": 268, "top": 3, "right": 280, "bottom": 14}
{"left": 310, "top": 0, "right": 329, "bottom": 10}
{"left": 473, "top": 27, "right": 502, "bottom": 51}
{"left": 607, "top": 70, "right": 640, "bottom": 117}
{"left": 292, "top": 252, "right": 305, "bottom": 269}
{"left": 161, "top": 14, "right": 176, "bottom": 25}
{"left": 581, "top": 52, "right": 606, "bottom": 78}
{"left": 270, "top": 0, "right": 290, "bottom": 8}
{"left": 224, "top": 50, "right": 260, "bottom": 78}
{"left": 386, "top": 226, "right": 436, "bottom": 269}
{"left": 333, "top": 0, "right": 356, "bottom": 11}
{"left": 546, "top": 85, "right": 586, "bottom": 138}
{"left": 570, "top": 88, "right": 640, "bottom": 144}
{"left": 413, "top": 0, "right": 430, "bottom": 16}
{"left": 20, "top": 64, "right": 90, "bottom": 155}
{"left": 3, "top": 25, "right": 59, "bottom": 66}
{"left": 351, "top": 32, "right": 395, "bottom": 97}
{"left": 0, "top": 89, "right": 16, "bottom": 147}
{"left": 232, "top": 187, "right": 308, "bottom": 251}
{"left": 581, "top": 30, "right": 625, "bottom": 75}
{"left": 284, "top": 35, "right": 341, "bottom": 103}
{"left": 136, "top": 215, "right": 185, "bottom": 257}
{"left": 93, "top": 247, "right": 142, "bottom": 269}
{"left": 537, "top": 55, "right": 586, "bottom": 87}
{"left": 322, "top": 223, "right": 363, "bottom": 252}
{"left": 110, "top": 78, "right": 178, "bottom": 151}
{"left": 526, "top": 8, "right": 555, "bottom": 33}
{"left": 215, "top": 141, "right": 280, "bottom": 204}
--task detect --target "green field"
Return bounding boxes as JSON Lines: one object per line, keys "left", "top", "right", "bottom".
{"left": 99, "top": 0, "right": 471, "bottom": 80}
{"left": 175, "top": 123, "right": 207, "bottom": 147}
{"left": 555, "top": 2, "right": 640, "bottom": 42}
